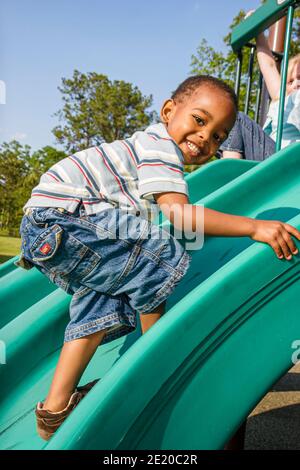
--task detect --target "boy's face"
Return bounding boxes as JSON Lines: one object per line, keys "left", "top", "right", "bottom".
{"left": 160, "top": 85, "right": 236, "bottom": 165}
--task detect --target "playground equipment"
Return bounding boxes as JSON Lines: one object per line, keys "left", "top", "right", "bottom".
{"left": 0, "top": 0, "right": 300, "bottom": 450}
{"left": 231, "top": 0, "right": 299, "bottom": 150}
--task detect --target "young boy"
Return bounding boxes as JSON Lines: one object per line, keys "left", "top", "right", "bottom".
{"left": 18, "top": 75, "right": 300, "bottom": 441}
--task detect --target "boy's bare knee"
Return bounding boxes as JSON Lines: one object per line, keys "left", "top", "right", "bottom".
{"left": 81, "top": 329, "right": 107, "bottom": 343}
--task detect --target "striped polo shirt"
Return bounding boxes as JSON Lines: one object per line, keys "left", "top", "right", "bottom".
{"left": 24, "top": 123, "right": 188, "bottom": 221}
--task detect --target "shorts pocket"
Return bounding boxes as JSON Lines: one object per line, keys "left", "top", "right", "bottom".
{"left": 30, "top": 224, "right": 101, "bottom": 281}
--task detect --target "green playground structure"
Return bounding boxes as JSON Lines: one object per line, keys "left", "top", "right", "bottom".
{"left": 1, "top": 0, "right": 300, "bottom": 450}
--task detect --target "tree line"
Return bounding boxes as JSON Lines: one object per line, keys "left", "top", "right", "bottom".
{"left": 0, "top": 76, "right": 156, "bottom": 236}
{"left": 1, "top": 5, "right": 299, "bottom": 236}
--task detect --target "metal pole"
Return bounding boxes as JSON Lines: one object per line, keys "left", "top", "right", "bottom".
{"left": 234, "top": 52, "right": 243, "bottom": 103}
{"left": 276, "top": 5, "right": 294, "bottom": 152}
{"left": 255, "top": 72, "right": 263, "bottom": 123}
{"left": 244, "top": 46, "right": 255, "bottom": 115}
{"left": 259, "top": 81, "right": 270, "bottom": 127}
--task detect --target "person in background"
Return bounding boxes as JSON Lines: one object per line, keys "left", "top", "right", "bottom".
{"left": 221, "top": 10, "right": 300, "bottom": 161}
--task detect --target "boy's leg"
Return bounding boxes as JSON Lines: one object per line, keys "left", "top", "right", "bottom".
{"left": 139, "top": 301, "right": 166, "bottom": 334}
{"left": 30, "top": 207, "right": 189, "bottom": 414}
{"left": 43, "top": 299, "right": 166, "bottom": 412}
{"left": 43, "top": 329, "right": 106, "bottom": 412}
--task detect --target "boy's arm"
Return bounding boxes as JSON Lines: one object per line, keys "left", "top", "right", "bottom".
{"left": 155, "top": 192, "right": 300, "bottom": 260}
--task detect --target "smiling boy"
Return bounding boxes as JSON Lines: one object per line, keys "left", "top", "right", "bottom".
{"left": 161, "top": 76, "right": 234, "bottom": 165}
{"left": 18, "top": 75, "right": 300, "bottom": 440}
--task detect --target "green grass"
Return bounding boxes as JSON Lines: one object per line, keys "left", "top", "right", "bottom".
{"left": 0, "top": 235, "right": 21, "bottom": 264}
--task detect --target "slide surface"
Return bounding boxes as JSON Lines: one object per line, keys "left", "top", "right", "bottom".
{"left": 0, "top": 149, "right": 299, "bottom": 450}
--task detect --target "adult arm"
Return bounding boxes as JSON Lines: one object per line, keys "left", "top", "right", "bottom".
{"left": 256, "top": 32, "right": 281, "bottom": 101}
{"left": 244, "top": 9, "right": 281, "bottom": 101}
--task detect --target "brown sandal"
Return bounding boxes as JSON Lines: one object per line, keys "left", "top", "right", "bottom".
{"left": 35, "top": 379, "right": 99, "bottom": 441}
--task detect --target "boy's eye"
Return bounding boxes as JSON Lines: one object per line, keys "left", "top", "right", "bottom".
{"left": 193, "top": 115, "right": 205, "bottom": 126}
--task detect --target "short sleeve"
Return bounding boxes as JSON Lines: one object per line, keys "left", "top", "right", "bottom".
{"left": 134, "top": 131, "right": 189, "bottom": 202}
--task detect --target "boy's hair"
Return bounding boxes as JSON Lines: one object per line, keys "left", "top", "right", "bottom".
{"left": 171, "top": 75, "right": 238, "bottom": 111}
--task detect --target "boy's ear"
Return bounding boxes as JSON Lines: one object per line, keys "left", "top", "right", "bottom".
{"left": 160, "top": 99, "right": 175, "bottom": 124}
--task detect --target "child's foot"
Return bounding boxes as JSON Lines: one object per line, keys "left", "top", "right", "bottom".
{"left": 35, "top": 379, "right": 99, "bottom": 441}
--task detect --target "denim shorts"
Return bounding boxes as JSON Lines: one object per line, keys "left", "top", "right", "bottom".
{"left": 18, "top": 206, "right": 191, "bottom": 345}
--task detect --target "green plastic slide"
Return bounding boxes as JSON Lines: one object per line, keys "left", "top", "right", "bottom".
{"left": 0, "top": 148, "right": 299, "bottom": 450}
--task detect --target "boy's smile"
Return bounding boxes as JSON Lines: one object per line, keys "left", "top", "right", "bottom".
{"left": 160, "top": 85, "right": 237, "bottom": 165}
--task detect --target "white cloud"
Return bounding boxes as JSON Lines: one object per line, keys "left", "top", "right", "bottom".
{"left": 11, "top": 132, "right": 27, "bottom": 141}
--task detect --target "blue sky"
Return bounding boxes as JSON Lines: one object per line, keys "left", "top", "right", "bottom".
{"left": 0, "top": 0, "right": 260, "bottom": 151}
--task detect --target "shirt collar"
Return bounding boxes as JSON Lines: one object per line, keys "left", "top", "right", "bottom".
{"left": 144, "top": 122, "right": 170, "bottom": 138}
{"left": 144, "top": 122, "right": 185, "bottom": 164}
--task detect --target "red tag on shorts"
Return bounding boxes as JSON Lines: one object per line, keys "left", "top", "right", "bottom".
{"left": 40, "top": 243, "right": 51, "bottom": 255}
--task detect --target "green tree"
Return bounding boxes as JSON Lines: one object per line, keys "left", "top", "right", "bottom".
{"left": 0, "top": 142, "right": 67, "bottom": 235}
{"left": 290, "top": 9, "right": 300, "bottom": 57}
{"left": 0, "top": 141, "right": 31, "bottom": 235}
{"left": 53, "top": 70, "right": 157, "bottom": 153}
{"left": 24, "top": 146, "right": 67, "bottom": 189}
